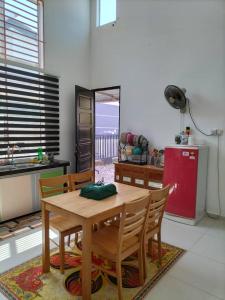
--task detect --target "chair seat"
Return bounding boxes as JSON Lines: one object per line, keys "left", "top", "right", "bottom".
{"left": 92, "top": 225, "right": 139, "bottom": 259}
{"left": 50, "top": 215, "right": 82, "bottom": 233}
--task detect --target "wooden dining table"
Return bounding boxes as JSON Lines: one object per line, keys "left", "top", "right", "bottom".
{"left": 41, "top": 182, "right": 149, "bottom": 300}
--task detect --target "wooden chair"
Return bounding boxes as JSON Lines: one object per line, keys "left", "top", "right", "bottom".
{"left": 39, "top": 175, "right": 82, "bottom": 274}
{"left": 91, "top": 195, "right": 150, "bottom": 300}
{"left": 143, "top": 185, "right": 170, "bottom": 275}
{"left": 68, "top": 170, "right": 94, "bottom": 191}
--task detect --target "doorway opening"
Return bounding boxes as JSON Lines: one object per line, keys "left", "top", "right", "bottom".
{"left": 94, "top": 87, "right": 120, "bottom": 183}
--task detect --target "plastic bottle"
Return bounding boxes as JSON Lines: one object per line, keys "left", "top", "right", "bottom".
{"left": 37, "top": 147, "right": 43, "bottom": 161}
{"left": 188, "top": 135, "right": 194, "bottom": 145}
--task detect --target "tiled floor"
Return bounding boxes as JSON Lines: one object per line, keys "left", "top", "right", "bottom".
{"left": 0, "top": 216, "right": 224, "bottom": 300}
{"left": 146, "top": 217, "right": 225, "bottom": 300}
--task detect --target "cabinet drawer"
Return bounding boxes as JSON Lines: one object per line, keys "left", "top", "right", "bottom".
{"left": 114, "top": 163, "right": 164, "bottom": 190}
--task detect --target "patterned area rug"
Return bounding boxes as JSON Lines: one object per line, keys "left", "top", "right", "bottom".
{"left": 0, "top": 241, "right": 185, "bottom": 300}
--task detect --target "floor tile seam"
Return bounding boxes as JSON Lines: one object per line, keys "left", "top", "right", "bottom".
{"left": 168, "top": 273, "right": 225, "bottom": 300}
{"left": 188, "top": 249, "right": 225, "bottom": 266}
{"left": 188, "top": 231, "right": 208, "bottom": 250}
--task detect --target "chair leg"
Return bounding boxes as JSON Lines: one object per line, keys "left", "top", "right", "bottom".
{"left": 138, "top": 248, "right": 144, "bottom": 285}
{"left": 99, "top": 220, "right": 105, "bottom": 229}
{"left": 116, "top": 260, "right": 123, "bottom": 300}
{"left": 74, "top": 232, "right": 79, "bottom": 246}
{"left": 67, "top": 234, "right": 71, "bottom": 247}
{"left": 59, "top": 234, "right": 65, "bottom": 274}
{"left": 143, "top": 240, "right": 147, "bottom": 280}
{"left": 157, "top": 232, "right": 162, "bottom": 266}
{"left": 148, "top": 238, "right": 153, "bottom": 257}
{"left": 92, "top": 223, "right": 98, "bottom": 231}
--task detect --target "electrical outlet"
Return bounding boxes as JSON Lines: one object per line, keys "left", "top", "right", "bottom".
{"left": 211, "top": 129, "right": 223, "bottom": 136}
{"left": 211, "top": 129, "right": 217, "bottom": 136}
{"left": 217, "top": 129, "right": 223, "bottom": 136}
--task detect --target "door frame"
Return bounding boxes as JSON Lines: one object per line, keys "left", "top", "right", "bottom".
{"left": 93, "top": 85, "right": 121, "bottom": 175}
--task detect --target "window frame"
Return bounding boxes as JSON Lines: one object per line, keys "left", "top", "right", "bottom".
{"left": 0, "top": 0, "right": 44, "bottom": 69}
{"left": 96, "top": 0, "right": 117, "bottom": 27}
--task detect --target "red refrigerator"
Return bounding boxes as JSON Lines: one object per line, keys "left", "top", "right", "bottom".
{"left": 163, "top": 145, "right": 208, "bottom": 225}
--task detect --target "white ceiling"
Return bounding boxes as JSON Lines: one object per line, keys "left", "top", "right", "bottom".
{"left": 95, "top": 88, "right": 119, "bottom": 103}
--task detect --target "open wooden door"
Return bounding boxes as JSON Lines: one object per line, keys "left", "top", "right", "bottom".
{"left": 75, "top": 85, "right": 94, "bottom": 173}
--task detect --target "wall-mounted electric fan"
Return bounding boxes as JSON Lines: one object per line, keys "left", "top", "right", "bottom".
{"left": 164, "top": 84, "right": 213, "bottom": 137}
{"left": 164, "top": 85, "right": 187, "bottom": 113}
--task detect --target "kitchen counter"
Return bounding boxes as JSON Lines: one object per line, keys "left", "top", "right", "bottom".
{"left": 0, "top": 160, "right": 70, "bottom": 178}
{"left": 0, "top": 160, "right": 70, "bottom": 222}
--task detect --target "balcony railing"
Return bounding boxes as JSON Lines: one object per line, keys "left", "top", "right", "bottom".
{"left": 95, "top": 134, "right": 119, "bottom": 161}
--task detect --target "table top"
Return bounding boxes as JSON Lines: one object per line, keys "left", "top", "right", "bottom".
{"left": 41, "top": 182, "right": 149, "bottom": 219}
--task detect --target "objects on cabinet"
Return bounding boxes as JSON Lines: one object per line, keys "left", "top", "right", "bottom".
{"left": 159, "top": 149, "right": 165, "bottom": 167}
{"left": 119, "top": 145, "right": 127, "bottom": 162}
{"left": 37, "top": 147, "right": 43, "bottom": 161}
{"left": 118, "top": 132, "right": 148, "bottom": 165}
{"left": 148, "top": 148, "right": 164, "bottom": 167}
{"left": 47, "top": 152, "right": 55, "bottom": 163}
{"left": 181, "top": 131, "right": 188, "bottom": 145}
{"left": 186, "top": 127, "right": 194, "bottom": 145}
{"left": 175, "top": 134, "right": 182, "bottom": 144}
{"left": 149, "top": 148, "right": 160, "bottom": 166}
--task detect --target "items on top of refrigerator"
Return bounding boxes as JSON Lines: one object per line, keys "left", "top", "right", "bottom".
{"left": 175, "top": 126, "right": 194, "bottom": 145}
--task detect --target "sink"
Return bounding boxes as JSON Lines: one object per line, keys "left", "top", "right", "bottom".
{"left": 15, "top": 163, "right": 38, "bottom": 169}
{"left": 0, "top": 162, "right": 43, "bottom": 172}
{"left": 0, "top": 165, "right": 15, "bottom": 172}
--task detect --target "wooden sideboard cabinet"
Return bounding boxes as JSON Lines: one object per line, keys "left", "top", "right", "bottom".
{"left": 114, "top": 162, "right": 164, "bottom": 190}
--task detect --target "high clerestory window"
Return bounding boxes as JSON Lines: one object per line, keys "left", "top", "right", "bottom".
{"left": 97, "top": 0, "right": 116, "bottom": 27}
{"left": 0, "top": 0, "right": 44, "bottom": 68}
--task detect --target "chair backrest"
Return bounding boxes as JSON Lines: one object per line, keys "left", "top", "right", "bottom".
{"left": 147, "top": 185, "right": 170, "bottom": 231}
{"left": 39, "top": 174, "right": 70, "bottom": 198}
{"left": 118, "top": 195, "right": 150, "bottom": 253}
{"left": 69, "top": 171, "right": 94, "bottom": 191}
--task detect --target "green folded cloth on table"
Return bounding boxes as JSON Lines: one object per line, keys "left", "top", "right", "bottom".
{"left": 80, "top": 183, "right": 117, "bottom": 200}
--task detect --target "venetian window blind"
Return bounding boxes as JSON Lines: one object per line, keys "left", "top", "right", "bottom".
{"left": 0, "top": 63, "right": 59, "bottom": 158}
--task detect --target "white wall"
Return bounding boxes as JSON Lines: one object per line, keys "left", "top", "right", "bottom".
{"left": 90, "top": 0, "right": 225, "bottom": 216}
{"left": 44, "top": 0, "right": 91, "bottom": 170}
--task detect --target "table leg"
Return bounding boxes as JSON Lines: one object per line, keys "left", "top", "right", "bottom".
{"left": 63, "top": 165, "right": 67, "bottom": 175}
{"left": 42, "top": 202, "right": 50, "bottom": 273}
{"left": 82, "top": 221, "right": 92, "bottom": 300}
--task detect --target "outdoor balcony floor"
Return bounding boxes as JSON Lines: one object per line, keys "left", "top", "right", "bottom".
{"left": 95, "top": 162, "right": 115, "bottom": 183}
